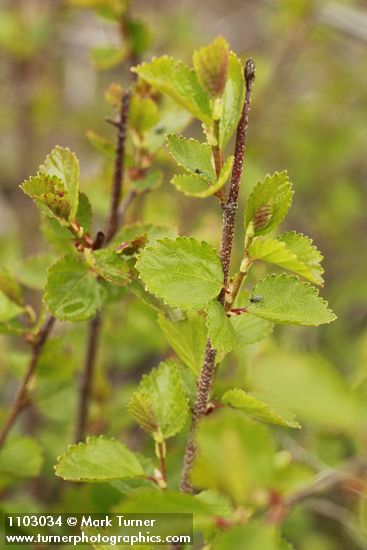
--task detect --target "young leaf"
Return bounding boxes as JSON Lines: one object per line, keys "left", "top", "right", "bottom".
{"left": 0, "top": 292, "right": 25, "bottom": 323}
{"left": 128, "top": 360, "right": 189, "bottom": 440}
{"left": 0, "top": 269, "right": 26, "bottom": 323}
{"left": 166, "top": 134, "right": 216, "bottom": 182}
{"left": 55, "top": 436, "right": 144, "bottom": 482}
{"left": 193, "top": 36, "right": 229, "bottom": 98}
{"left": 230, "top": 314, "right": 274, "bottom": 346}
{"left": 249, "top": 232, "right": 324, "bottom": 286}
{"left": 206, "top": 300, "right": 236, "bottom": 354}
{"left": 84, "top": 247, "right": 131, "bottom": 286}
{"left": 244, "top": 171, "right": 293, "bottom": 236}
{"left": 86, "top": 130, "right": 115, "bottom": 158}
{"left": 76, "top": 192, "right": 93, "bottom": 233}
{"left": 171, "top": 173, "right": 224, "bottom": 198}
{"left": 129, "top": 95, "right": 160, "bottom": 133}
{"left": 21, "top": 174, "right": 72, "bottom": 222}
{"left": 247, "top": 274, "right": 336, "bottom": 326}
{"left": 136, "top": 237, "right": 223, "bottom": 310}
{"left": 222, "top": 389, "right": 300, "bottom": 429}
{"left": 0, "top": 437, "right": 43, "bottom": 478}
{"left": 192, "top": 410, "right": 276, "bottom": 505}
{"left": 158, "top": 312, "right": 207, "bottom": 374}
{"left": 219, "top": 52, "right": 245, "bottom": 147}
{"left": 90, "top": 45, "right": 125, "bottom": 70}
{"left": 45, "top": 255, "right": 104, "bottom": 321}
{"left": 39, "top": 146, "right": 80, "bottom": 220}
{"left": 132, "top": 56, "right": 212, "bottom": 124}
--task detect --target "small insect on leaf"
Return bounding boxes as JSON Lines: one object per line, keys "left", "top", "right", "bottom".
{"left": 250, "top": 295, "right": 263, "bottom": 303}
{"left": 194, "top": 168, "right": 203, "bottom": 175}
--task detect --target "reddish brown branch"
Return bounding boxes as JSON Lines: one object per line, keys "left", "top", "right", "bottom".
{"left": 0, "top": 315, "right": 55, "bottom": 448}
{"left": 75, "top": 313, "right": 102, "bottom": 442}
{"left": 105, "top": 91, "right": 130, "bottom": 243}
{"left": 180, "top": 60, "right": 256, "bottom": 493}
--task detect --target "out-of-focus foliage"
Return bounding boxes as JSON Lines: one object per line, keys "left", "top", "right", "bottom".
{"left": 1, "top": 1, "right": 367, "bottom": 549}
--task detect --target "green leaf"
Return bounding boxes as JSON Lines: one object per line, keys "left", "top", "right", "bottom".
{"left": 0, "top": 270, "right": 26, "bottom": 323}
{"left": 85, "top": 247, "right": 131, "bottom": 286}
{"left": 112, "top": 222, "right": 177, "bottom": 248}
{"left": 86, "top": 130, "right": 115, "bottom": 158}
{"left": 136, "top": 237, "right": 223, "bottom": 310}
{"left": 0, "top": 437, "right": 43, "bottom": 478}
{"left": 251, "top": 350, "right": 366, "bottom": 431}
{"left": 247, "top": 274, "right": 336, "bottom": 326}
{"left": 222, "top": 389, "right": 300, "bottom": 429}
{"left": 219, "top": 52, "right": 245, "bottom": 147}
{"left": 230, "top": 314, "right": 274, "bottom": 346}
{"left": 158, "top": 312, "right": 207, "bottom": 374}
{"left": 76, "top": 192, "right": 93, "bottom": 233}
{"left": 128, "top": 360, "right": 189, "bottom": 439}
{"left": 132, "top": 56, "right": 212, "bottom": 124}
{"left": 172, "top": 154, "right": 233, "bottom": 199}
{"left": 249, "top": 232, "right": 324, "bottom": 286}
{"left": 212, "top": 522, "right": 286, "bottom": 550}
{"left": 166, "top": 134, "right": 216, "bottom": 182}
{"left": 39, "top": 146, "right": 80, "bottom": 220}
{"left": 192, "top": 409, "right": 276, "bottom": 505}
{"left": 45, "top": 255, "right": 104, "bottom": 321}
{"left": 131, "top": 170, "right": 162, "bottom": 193}
{"left": 11, "top": 254, "right": 56, "bottom": 290}
{"left": 244, "top": 171, "right": 293, "bottom": 236}
{"left": 206, "top": 300, "right": 236, "bottom": 354}
{"left": 129, "top": 96, "right": 160, "bottom": 133}
{"left": 21, "top": 173, "right": 73, "bottom": 222}
{"left": 90, "top": 45, "right": 125, "bottom": 70}
{"left": 55, "top": 435, "right": 144, "bottom": 482}
{"left": 193, "top": 36, "right": 229, "bottom": 98}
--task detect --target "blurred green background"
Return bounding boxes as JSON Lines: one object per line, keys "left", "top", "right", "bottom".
{"left": 1, "top": 1, "right": 367, "bottom": 548}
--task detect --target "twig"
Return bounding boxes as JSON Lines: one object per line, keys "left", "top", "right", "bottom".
{"left": 180, "top": 60, "right": 256, "bottom": 493}
{"left": 0, "top": 315, "right": 55, "bottom": 448}
{"left": 75, "top": 313, "right": 102, "bottom": 442}
{"left": 105, "top": 90, "right": 130, "bottom": 243}
{"left": 75, "top": 90, "right": 130, "bottom": 442}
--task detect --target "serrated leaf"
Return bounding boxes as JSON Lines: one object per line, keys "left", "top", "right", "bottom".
{"left": 222, "top": 389, "right": 300, "bottom": 429}
{"left": 247, "top": 274, "right": 336, "bottom": 326}
{"left": 171, "top": 156, "right": 233, "bottom": 198}
{"left": 192, "top": 409, "right": 276, "bottom": 505}
{"left": 131, "top": 170, "right": 162, "bottom": 193}
{"left": 90, "top": 45, "right": 125, "bottom": 70}
{"left": 86, "top": 130, "right": 115, "bottom": 158}
{"left": 0, "top": 437, "right": 43, "bottom": 478}
{"left": 129, "top": 96, "right": 160, "bottom": 133}
{"left": 167, "top": 134, "right": 216, "bottom": 182}
{"left": 39, "top": 146, "right": 80, "bottom": 220}
{"left": 132, "top": 56, "right": 212, "bottom": 124}
{"left": 85, "top": 247, "right": 131, "bottom": 286}
{"left": 136, "top": 237, "right": 223, "bottom": 310}
{"left": 128, "top": 360, "right": 189, "bottom": 439}
{"left": 45, "top": 255, "right": 104, "bottom": 321}
{"left": 158, "top": 312, "right": 207, "bottom": 374}
{"left": 206, "top": 300, "right": 236, "bottom": 354}
{"left": 21, "top": 174, "right": 72, "bottom": 222}
{"left": 249, "top": 233, "right": 324, "bottom": 286}
{"left": 230, "top": 314, "right": 274, "bottom": 346}
{"left": 244, "top": 171, "right": 293, "bottom": 236}
{"left": 55, "top": 436, "right": 144, "bottom": 481}
{"left": 193, "top": 36, "right": 229, "bottom": 98}
{"left": 219, "top": 52, "right": 245, "bottom": 147}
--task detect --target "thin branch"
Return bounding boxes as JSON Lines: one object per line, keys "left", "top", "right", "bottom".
{"left": 105, "top": 90, "right": 130, "bottom": 243}
{"left": 75, "top": 313, "right": 102, "bottom": 442}
{"left": 0, "top": 315, "right": 55, "bottom": 448}
{"left": 75, "top": 91, "right": 131, "bottom": 442}
{"left": 180, "top": 60, "right": 256, "bottom": 493}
